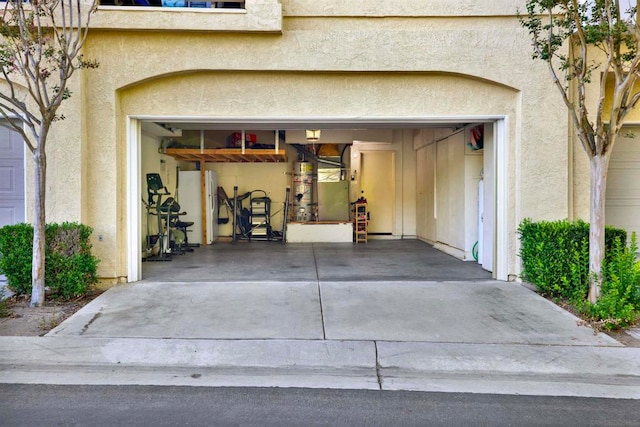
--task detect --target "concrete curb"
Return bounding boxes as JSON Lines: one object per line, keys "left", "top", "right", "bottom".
{"left": 377, "top": 342, "right": 640, "bottom": 399}
{"left": 0, "top": 337, "right": 379, "bottom": 390}
{"left": 2, "top": 337, "right": 639, "bottom": 398}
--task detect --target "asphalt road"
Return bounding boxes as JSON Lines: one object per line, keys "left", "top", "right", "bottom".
{"left": 1, "top": 384, "right": 638, "bottom": 426}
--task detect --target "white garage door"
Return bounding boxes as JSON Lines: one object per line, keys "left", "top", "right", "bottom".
{"left": 0, "top": 123, "right": 25, "bottom": 227}
{"left": 606, "top": 128, "right": 640, "bottom": 239}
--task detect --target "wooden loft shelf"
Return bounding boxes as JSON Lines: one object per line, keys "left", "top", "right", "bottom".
{"left": 164, "top": 148, "right": 287, "bottom": 163}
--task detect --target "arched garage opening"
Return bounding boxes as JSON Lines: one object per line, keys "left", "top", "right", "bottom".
{"left": 119, "top": 72, "right": 514, "bottom": 282}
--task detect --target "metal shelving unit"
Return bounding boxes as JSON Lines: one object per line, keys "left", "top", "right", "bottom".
{"left": 250, "top": 196, "right": 271, "bottom": 240}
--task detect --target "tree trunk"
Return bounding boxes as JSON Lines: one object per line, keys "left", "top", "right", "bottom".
{"left": 30, "top": 145, "right": 47, "bottom": 307}
{"left": 588, "top": 153, "right": 610, "bottom": 304}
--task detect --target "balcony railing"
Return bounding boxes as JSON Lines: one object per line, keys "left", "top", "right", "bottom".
{"left": 99, "top": 1, "right": 245, "bottom": 8}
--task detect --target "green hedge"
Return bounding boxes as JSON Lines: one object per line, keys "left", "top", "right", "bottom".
{"left": 0, "top": 222, "right": 99, "bottom": 299}
{"left": 518, "top": 219, "right": 626, "bottom": 300}
{"left": 519, "top": 219, "right": 640, "bottom": 329}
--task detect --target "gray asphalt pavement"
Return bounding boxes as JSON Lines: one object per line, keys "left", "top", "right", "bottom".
{"left": 2, "top": 384, "right": 640, "bottom": 427}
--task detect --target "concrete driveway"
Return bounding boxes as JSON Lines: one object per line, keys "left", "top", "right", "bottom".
{"left": 49, "top": 241, "right": 616, "bottom": 347}
{"left": 48, "top": 279, "right": 617, "bottom": 347}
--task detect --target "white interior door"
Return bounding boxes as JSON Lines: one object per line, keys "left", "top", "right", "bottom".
{"left": 360, "top": 151, "right": 395, "bottom": 234}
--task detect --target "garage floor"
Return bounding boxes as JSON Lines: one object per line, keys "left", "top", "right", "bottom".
{"left": 142, "top": 239, "right": 493, "bottom": 282}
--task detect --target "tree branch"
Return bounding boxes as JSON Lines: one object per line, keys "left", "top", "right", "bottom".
{"left": 0, "top": 99, "right": 37, "bottom": 151}
{"left": 624, "top": 89, "right": 640, "bottom": 113}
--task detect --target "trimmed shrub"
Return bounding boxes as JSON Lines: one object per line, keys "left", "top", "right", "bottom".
{"left": 518, "top": 219, "right": 626, "bottom": 300}
{"left": 0, "top": 222, "right": 99, "bottom": 299}
{"left": 519, "top": 218, "right": 640, "bottom": 329}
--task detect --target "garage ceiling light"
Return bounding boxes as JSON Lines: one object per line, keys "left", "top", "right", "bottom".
{"left": 305, "top": 129, "right": 321, "bottom": 142}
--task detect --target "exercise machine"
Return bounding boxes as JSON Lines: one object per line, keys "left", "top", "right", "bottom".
{"left": 143, "top": 173, "right": 194, "bottom": 261}
{"left": 158, "top": 196, "right": 194, "bottom": 255}
{"left": 219, "top": 186, "right": 290, "bottom": 243}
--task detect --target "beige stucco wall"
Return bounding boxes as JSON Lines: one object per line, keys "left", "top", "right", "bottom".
{"left": 18, "top": 0, "right": 575, "bottom": 281}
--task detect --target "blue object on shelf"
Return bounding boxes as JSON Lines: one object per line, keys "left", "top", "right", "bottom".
{"left": 162, "top": 0, "right": 212, "bottom": 6}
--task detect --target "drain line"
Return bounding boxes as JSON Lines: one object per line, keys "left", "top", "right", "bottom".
{"left": 374, "top": 341, "right": 383, "bottom": 390}
{"left": 312, "top": 244, "right": 327, "bottom": 340}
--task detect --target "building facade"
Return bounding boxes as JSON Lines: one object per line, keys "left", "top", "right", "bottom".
{"left": 3, "top": 0, "right": 638, "bottom": 285}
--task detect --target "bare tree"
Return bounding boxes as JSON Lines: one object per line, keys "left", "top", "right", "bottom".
{"left": 519, "top": 1, "right": 640, "bottom": 303}
{"left": 0, "top": 0, "right": 97, "bottom": 306}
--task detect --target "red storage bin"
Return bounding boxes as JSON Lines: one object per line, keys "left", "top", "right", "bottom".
{"left": 228, "top": 132, "right": 257, "bottom": 148}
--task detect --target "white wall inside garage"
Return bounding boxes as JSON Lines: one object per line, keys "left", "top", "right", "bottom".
{"left": 140, "top": 132, "right": 185, "bottom": 254}
{"left": 414, "top": 126, "right": 487, "bottom": 266}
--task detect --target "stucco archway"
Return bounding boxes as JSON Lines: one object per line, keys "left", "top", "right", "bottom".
{"left": 114, "top": 71, "right": 517, "bottom": 282}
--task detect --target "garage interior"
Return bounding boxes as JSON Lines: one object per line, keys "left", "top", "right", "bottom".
{"left": 137, "top": 120, "right": 495, "bottom": 280}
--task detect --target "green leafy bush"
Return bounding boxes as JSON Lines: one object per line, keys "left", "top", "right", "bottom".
{"left": 518, "top": 219, "right": 625, "bottom": 300}
{"left": 0, "top": 223, "right": 34, "bottom": 294}
{"left": 577, "top": 234, "right": 640, "bottom": 330}
{"left": 0, "top": 222, "right": 99, "bottom": 299}
{"left": 519, "top": 218, "right": 639, "bottom": 330}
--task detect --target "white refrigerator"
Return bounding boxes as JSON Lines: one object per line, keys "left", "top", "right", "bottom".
{"left": 178, "top": 170, "right": 218, "bottom": 245}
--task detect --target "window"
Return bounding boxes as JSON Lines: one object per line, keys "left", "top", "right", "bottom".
{"left": 99, "top": 1, "right": 245, "bottom": 9}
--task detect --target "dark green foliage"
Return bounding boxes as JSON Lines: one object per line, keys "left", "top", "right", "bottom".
{"left": 0, "top": 223, "right": 34, "bottom": 294}
{"left": 0, "top": 222, "right": 99, "bottom": 299}
{"left": 518, "top": 219, "right": 625, "bottom": 299}
{"left": 519, "top": 219, "right": 639, "bottom": 329}
{"left": 578, "top": 234, "right": 640, "bottom": 329}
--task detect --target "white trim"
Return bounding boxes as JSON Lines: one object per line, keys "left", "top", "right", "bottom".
{"left": 433, "top": 242, "right": 466, "bottom": 260}
{"left": 494, "top": 119, "right": 508, "bottom": 281}
{"left": 127, "top": 117, "right": 142, "bottom": 283}
{"left": 130, "top": 115, "right": 506, "bottom": 129}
